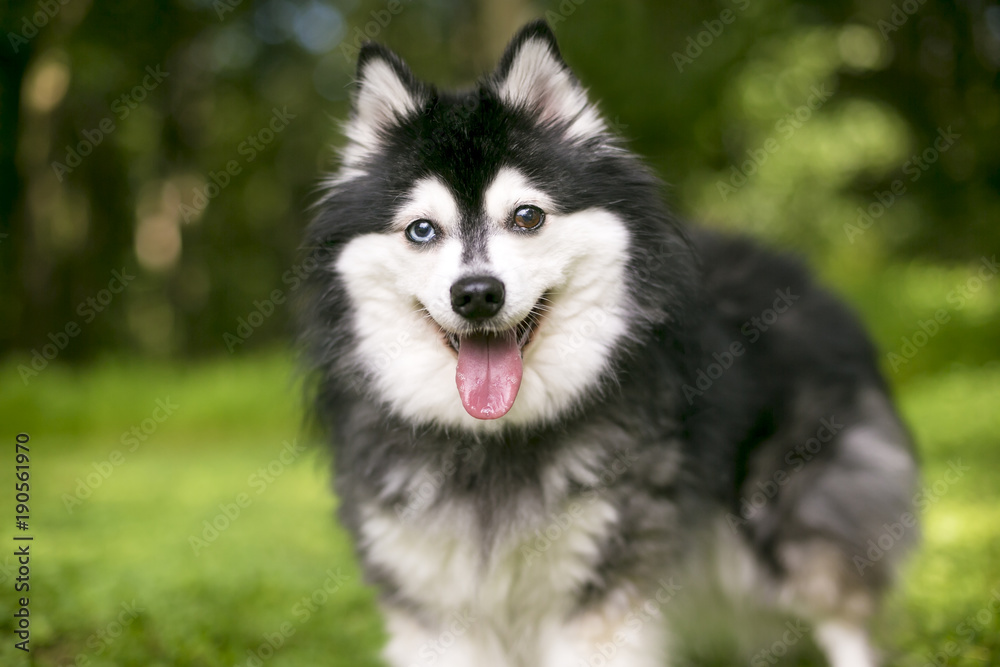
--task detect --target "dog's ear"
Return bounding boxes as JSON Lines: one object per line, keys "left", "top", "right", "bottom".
{"left": 347, "top": 43, "right": 426, "bottom": 146}
{"left": 491, "top": 20, "right": 603, "bottom": 138}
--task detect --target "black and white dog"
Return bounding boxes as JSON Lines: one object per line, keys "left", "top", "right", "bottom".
{"left": 301, "top": 20, "right": 918, "bottom": 667}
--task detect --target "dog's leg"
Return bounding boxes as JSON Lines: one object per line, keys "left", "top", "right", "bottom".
{"left": 815, "top": 619, "right": 878, "bottom": 667}
{"left": 538, "top": 588, "right": 672, "bottom": 667}
{"left": 381, "top": 606, "right": 509, "bottom": 667}
{"left": 740, "top": 388, "right": 916, "bottom": 667}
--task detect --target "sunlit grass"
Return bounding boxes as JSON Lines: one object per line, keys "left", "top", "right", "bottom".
{"left": 0, "top": 351, "right": 997, "bottom": 666}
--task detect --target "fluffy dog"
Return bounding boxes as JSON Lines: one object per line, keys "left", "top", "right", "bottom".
{"left": 300, "top": 20, "right": 918, "bottom": 667}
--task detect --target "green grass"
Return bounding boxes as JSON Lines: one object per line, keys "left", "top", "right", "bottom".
{"left": 1, "top": 352, "right": 998, "bottom": 666}
{"left": 0, "top": 354, "right": 382, "bottom": 667}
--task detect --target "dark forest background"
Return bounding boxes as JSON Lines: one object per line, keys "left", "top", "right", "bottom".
{"left": 1, "top": 0, "right": 998, "bottom": 380}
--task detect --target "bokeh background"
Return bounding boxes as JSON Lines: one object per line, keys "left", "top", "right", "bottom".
{"left": 1, "top": 0, "right": 998, "bottom": 665}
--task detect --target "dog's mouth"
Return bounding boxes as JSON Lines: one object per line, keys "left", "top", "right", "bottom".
{"left": 428, "top": 297, "right": 549, "bottom": 421}
{"left": 441, "top": 300, "right": 545, "bottom": 355}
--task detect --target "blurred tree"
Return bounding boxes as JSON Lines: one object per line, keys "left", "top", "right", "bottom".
{"left": 1, "top": 0, "right": 997, "bottom": 375}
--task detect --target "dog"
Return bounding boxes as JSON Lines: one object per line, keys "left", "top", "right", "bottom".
{"left": 300, "top": 19, "right": 918, "bottom": 667}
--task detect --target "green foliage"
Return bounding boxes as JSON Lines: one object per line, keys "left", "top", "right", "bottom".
{"left": 1, "top": 0, "right": 997, "bottom": 364}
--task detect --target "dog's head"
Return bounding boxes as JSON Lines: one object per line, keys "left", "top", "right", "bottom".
{"left": 305, "top": 20, "right": 692, "bottom": 431}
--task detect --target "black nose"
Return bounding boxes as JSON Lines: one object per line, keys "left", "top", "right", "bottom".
{"left": 451, "top": 276, "right": 505, "bottom": 320}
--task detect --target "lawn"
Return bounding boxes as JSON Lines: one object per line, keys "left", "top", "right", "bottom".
{"left": 1, "top": 351, "right": 998, "bottom": 666}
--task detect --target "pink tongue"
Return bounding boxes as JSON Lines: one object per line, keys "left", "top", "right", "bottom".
{"left": 455, "top": 333, "right": 523, "bottom": 420}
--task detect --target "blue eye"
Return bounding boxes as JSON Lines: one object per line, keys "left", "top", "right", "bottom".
{"left": 406, "top": 219, "right": 437, "bottom": 243}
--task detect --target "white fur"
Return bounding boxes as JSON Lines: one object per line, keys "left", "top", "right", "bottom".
{"left": 321, "top": 165, "right": 366, "bottom": 191}
{"left": 383, "top": 597, "right": 670, "bottom": 667}
{"left": 363, "top": 492, "right": 644, "bottom": 666}
{"left": 334, "top": 56, "right": 425, "bottom": 181}
{"left": 362, "top": 417, "right": 674, "bottom": 667}
{"left": 335, "top": 167, "right": 631, "bottom": 431}
{"left": 496, "top": 38, "right": 606, "bottom": 140}
{"left": 538, "top": 583, "right": 672, "bottom": 667}
{"left": 841, "top": 388, "right": 917, "bottom": 477}
{"left": 351, "top": 58, "right": 421, "bottom": 148}
{"left": 362, "top": 496, "right": 617, "bottom": 614}
{"left": 391, "top": 176, "right": 462, "bottom": 238}
{"left": 815, "top": 620, "right": 878, "bottom": 667}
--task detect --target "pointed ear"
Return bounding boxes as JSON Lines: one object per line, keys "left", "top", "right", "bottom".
{"left": 347, "top": 43, "right": 427, "bottom": 148}
{"left": 491, "top": 20, "right": 604, "bottom": 138}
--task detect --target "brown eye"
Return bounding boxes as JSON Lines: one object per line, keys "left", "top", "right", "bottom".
{"left": 513, "top": 205, "right": 545, "bottom": 230}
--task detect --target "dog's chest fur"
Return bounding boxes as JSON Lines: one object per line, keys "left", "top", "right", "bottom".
{"left": 362, "top": 496, "right": 617, "bottom": 619}
{"left": 357, "top": 441, "right": 625, "bottom": 635}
